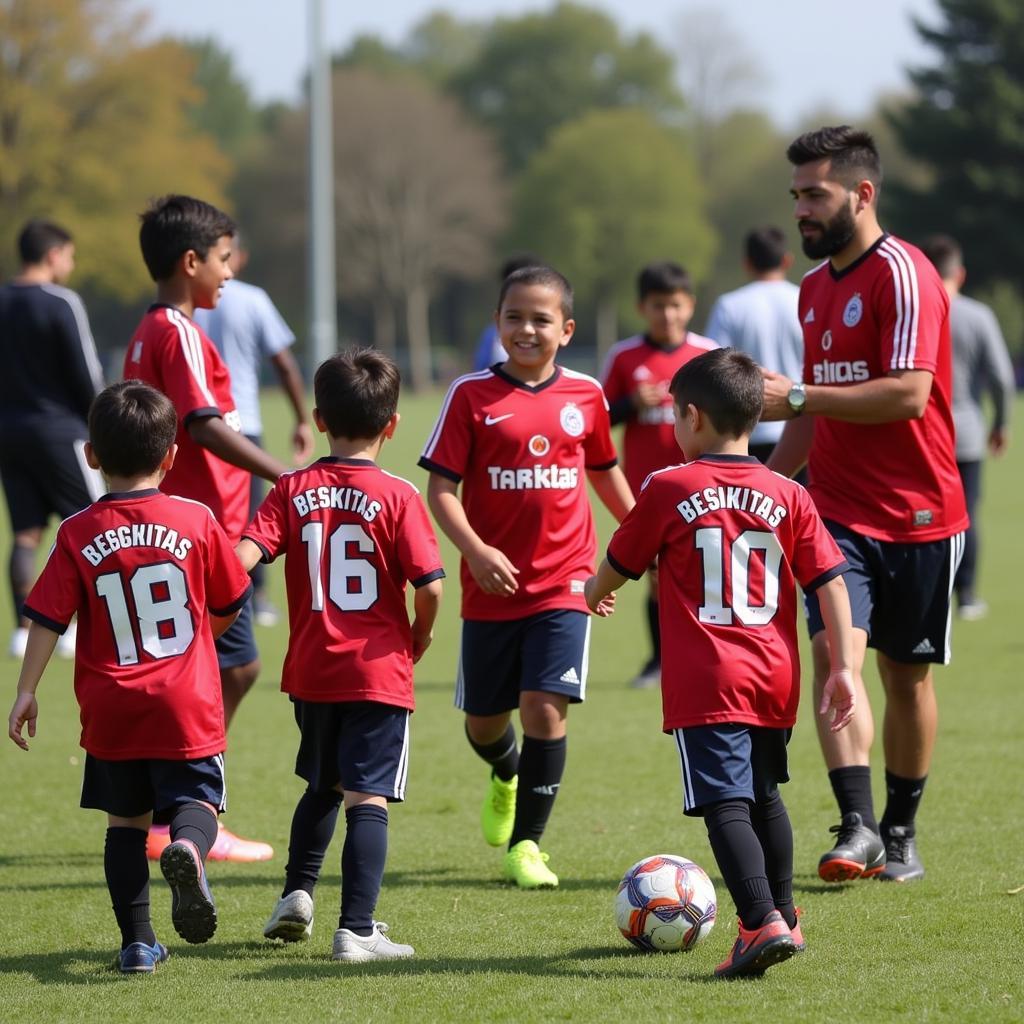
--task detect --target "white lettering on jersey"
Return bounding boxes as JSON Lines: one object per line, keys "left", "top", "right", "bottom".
{"left": 637, "top": 405, "right": 675, "bottom": 425}
{"left": 675, "top": 486, "right": 788, "bottom": 529}
{"left": 80, "top": 524, "right": 194, "bottom": 566}
{"left": 486, "top": 465, "right": 579, "bottom": 490}
{"left": 292, "top": 486, "right": 382, "bottom": 523}
{"left": 811, "top": 359, "right": 870, "bottom": 384}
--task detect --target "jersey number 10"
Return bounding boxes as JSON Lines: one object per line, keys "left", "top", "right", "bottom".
{"left": 694, "top": 527, "right": 782, "bottom": 626}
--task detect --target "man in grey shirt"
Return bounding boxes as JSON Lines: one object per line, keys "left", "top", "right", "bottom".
{"left": 923, "top": 235, "right": 1015, "bottom": 620}
{"left": 704, "top": 227, "right": 803, "bottom": 464}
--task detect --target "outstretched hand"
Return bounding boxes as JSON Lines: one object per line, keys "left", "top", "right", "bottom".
{"left": 819, "top": 669, "right": 856, "bottom": 732}
{"left": 8, "top": 693, "right": 38, "bottom": 751}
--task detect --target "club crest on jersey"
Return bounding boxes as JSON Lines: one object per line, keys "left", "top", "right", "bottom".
{"left": 843, "top": 293, "right": 863, "bottom": 327}
{"left": 560, "top": 402, "right": 585, "bottom": 437}
{"left": 528, "top": 434, "right": 550, "bottom": 457}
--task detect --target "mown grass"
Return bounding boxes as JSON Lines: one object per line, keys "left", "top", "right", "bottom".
{"left": 1, "top": 389, "right": 1022, "bottom": 1023}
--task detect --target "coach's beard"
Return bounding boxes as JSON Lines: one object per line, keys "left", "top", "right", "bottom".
{"left": 799, "top": 203, "right": 857, "bottom": 259}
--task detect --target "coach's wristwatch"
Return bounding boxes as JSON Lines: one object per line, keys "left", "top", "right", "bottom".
{"left": 787, "top": 382, "right": 807, "bottom": 416}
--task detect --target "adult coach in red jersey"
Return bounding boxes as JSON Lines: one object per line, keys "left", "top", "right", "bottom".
{"left": 762, "top": 126, "right": 968, "bottom": 883}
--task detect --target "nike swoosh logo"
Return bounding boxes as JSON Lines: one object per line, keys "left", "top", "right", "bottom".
{"left": 484, "top": 413, "right": 514, "bottom": 425}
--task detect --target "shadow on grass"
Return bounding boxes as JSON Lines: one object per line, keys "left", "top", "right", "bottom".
{"left": 0, "top": 852, "right": 102, "bottom": 868}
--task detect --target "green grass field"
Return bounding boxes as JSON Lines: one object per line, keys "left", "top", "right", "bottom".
{"left": 2, "top": 389, "right": 1022, "bottom": 1023}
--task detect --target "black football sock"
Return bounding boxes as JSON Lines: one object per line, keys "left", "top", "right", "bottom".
{"left": 465, "top": 721, "right": 520, "bottom": 782}
{"left": 169, "top": 801, "right": 219, "bottom": 861}
{"left": 750, "top": 792, "right": 796, "bottom": 928}
{"left": 646, "top": 595, "right": 661, "bottom": 666}
{"left": 283, "top": 787, "right": 343, "bottom": 897}
{"left": 339, "top": 804, "right": 389, "bottom": 936}
{"left": 880, "top": 770, "right": 927, "bottom": 833}
{"left": 508, "top": 735, "right": 567, "bottom": 849}
{"left": 703, "top": 799, "right": 775, "bottom": 931}
{"left": 105, "top": 827, "right": 157, "bottom": 949}
{"left": 828, "top": 766, "right": 878, "bottom": 832}
{"left": 9, "top": 542, "right": 34, "bottom": 626}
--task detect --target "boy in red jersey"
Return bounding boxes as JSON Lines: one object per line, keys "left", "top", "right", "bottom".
{"left": 419, "top": 266, "right": 633, "bottom": 888}
{"left": 585, "top": 348, "right": 856, "bottom": 978}
{"left": 7, "top": 381, "right": 253, "bottom": 973}
{"left": 762, "top": 127, "right": 969, "bottom": 883}
{"left": 125, "top": 195, "right": 290, "bottom": 862}
{"left": 238, "top": 349, "right": 444, "bottom": 962}
{"left": 602, "top": 261, "right": 717, "bottom": 689}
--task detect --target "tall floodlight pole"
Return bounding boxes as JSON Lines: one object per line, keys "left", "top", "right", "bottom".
{"left": 308, "top": 0, "right": 337, "bottom": 373}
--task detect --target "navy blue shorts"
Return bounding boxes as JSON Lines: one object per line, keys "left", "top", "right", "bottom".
{"left": 805, "top": 520, "right": 964, "bottom": 665}
{"left": 80, "top": 753, "right": 226, "bottom": 823}
{"left": 456, "top": 609, "right": 591, "bottom": 716}
{"left": 673, "top": 724, "right": 790, "bottom": 817}
{"left": 215, "top": 593, "right": 257, "bottom": 669}
{"left": 292, "top": 699, "right": 410, "bottom": 801}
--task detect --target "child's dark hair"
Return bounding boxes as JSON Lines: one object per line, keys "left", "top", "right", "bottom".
{"left": 18, "top": 219, "right": 72, "bottom": 264}
{"left": 314, "top": 347, "right": 400, "bottom": 440}
{"left": 921, "top": 234, "right": 962, "bottom": 280}
{"left": 89, "top": 381, "right": 178, "bottom": 478}
{"left": 669, "top": 348, "right": 763, "bottom": 438}
{"left": 745, "top": 227, "right": 789, "bottom": 272}
{"left": 637, "top": 261, "right": 693, "bottom": 301}
{"left": 139, "top": 194, "right": 236, "bottom": 282}
{"left": 497, "top": 265, "right": 574, "bottom": 319}
{"left": 786, "top": 125, "right": 882, "bottom": 190}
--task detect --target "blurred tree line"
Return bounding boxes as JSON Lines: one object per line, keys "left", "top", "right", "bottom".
{"left": 1, "top": 0, "right": 1021, "bottom": 383}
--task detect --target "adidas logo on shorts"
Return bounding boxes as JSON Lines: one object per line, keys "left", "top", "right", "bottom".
{"left": 912, "top": 638, "right": 935, "bottom": 655}
{"left": 559, "top": 667, "right": 580, "bottom": 685}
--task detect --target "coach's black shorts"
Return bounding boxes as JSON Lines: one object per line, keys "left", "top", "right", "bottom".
{"left": 81, "top": 753, "right": 226, "bottom": 822}
{"left": 672, "top": 724, "right": 791, "bottom": 817}
{"left": 215, "top": 592, "right": 257, "bottom": 669}
{"left": 457, "top": 609, "right": 591, "bottom": 716}
{"left": 0, "top": 421, "right": 103, "bottom": 532}
{"left": 292, "top": 699, "right": 410, "bottom": 801}
{"left": 805, "top": 519, "right": 965, "bottom": 665}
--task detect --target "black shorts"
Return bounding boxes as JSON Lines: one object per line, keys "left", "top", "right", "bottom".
{"left": 215, "top": 593, "right": 257, "bottom": 669}
{"left": 672, "top": 724, "right": 790, "bottom": 817}
{"left": 292, "top": 699, "right": 410, "bottom": 801}
{"left": 80, "top": 753, "right": 226, "bottom": 822}
{"left": 0, "top": 421, "right": 104, "bottom": 532}
{"left": 805, "top": 520, "right": 965, "bottom": 664}
{"left": 456, "top": 610, "right": 591, "bottom": 716}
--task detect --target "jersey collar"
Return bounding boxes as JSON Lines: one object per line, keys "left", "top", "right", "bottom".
{"left": 97, "top": 488, "right": 162, "bottom": 502}
{"left": 695, "top": 454, "right": 760, "bottom": 464}
{"left": 828, "top": 232, "right": 888, "bottom": 281}
{"left": 491, "top": 363, "right": 563, "bottom": 393}
{"left": 317, "top": 456, "right": 376, "bottom": 467}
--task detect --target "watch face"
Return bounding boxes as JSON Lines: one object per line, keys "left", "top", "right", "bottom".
{"left": 788, "top": 386, "right": 806, "bottom": 410}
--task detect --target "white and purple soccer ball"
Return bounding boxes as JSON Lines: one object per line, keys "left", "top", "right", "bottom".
{"left": 615, "top": 854, "right": 717, "bottom": 952}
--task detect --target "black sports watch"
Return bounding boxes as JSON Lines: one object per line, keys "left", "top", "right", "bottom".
{"left": 787, "top": 382, "right": 807, "bottom": 416}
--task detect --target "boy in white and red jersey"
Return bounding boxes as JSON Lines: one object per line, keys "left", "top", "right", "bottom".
{"left": 7, "top": 382, "right": 253, "bottom": 973}
{"left": 125, "top": 195, "right": 290, "bottom": 863}
{"left": 238, "top": 349, "right": 443, "bottom": 963}
{"left": 602, "top": 261, "right": 717, "bottom": 689}
{"left": 763, "top": 126, "right": 969, "bottom": 884}
{"left": 419, "top": 266, "right": 634, "bottom": 889}
{"left": 585, "top": 348, "right": 856, "bottom": 979}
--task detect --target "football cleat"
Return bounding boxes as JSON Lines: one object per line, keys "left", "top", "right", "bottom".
{"left": 878, "top": 826, "right": 925, "bottom": 882}
{"left": 118, "top": 939, "right": 169, "bottom": 974}
{"left": 481, "top": 773, "right": 517, "bottom": 847}
{"left": 253, "top": 596, "right": 280, "bottom": 628}
{"left": 207, "top": 825, "right": 274, "bottom": 862}
{"left": 628, "top": 658, "right": 661, "bottom": 690}
{"left": 332, "top": 921, "right": 414, "bottom": 962}
{"left": 957, "top": 598, "right": 988, "bottom": 621}
{"left": 715, "top": 910, "right": 798, "bottom": 979}
{"left": 789, "top": 906, "right": 805, "bottom": 952}
{"left": 503, "top": 839, "right": 559, "bottom": 889}
{"left": 264, "top": 890, "right": 314, "bottom": 942}
{"left": 160, "top": 839, "right": 217, "bottom": 944}
{"left": 818, "top": 812, "right": 886, "bottom": 882}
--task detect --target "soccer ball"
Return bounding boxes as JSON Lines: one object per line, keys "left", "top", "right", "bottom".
{"left": 615, "top": 854, "right": 717, "bottom": 952}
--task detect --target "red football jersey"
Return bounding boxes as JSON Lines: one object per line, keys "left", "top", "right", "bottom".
{"left": 23, "top": 490, "right": 252, "bottom": 760}
{"left": 243, "top": 458, "right": 445, "bottom": 708}
{"left": 607, "top": 456, "right": 846, "bottom": 731}
{"left": 419, "top": 365, "right": 618, "bottom": 620}
{"left": 124, "top": 305, "right": 250, "bottom": 543}
{"left": 601, "top": 333, "right": 718, "bottom": 491}
{"left": 799, "top": 235, "right": 968, "bottom": 542}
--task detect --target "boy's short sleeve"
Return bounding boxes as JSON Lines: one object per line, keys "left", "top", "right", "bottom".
{"left": 419, "top": 382, "right": 473, "bottom": 482}
{"left": 22, "top": 530, "right": 81, "bottom": 634}
{"left": 242, "top": 481, "right": 290, "bottom": 563}
{"left": 204, "top": 514, "right": 254, "bottom": 617}
{"left": 605, "top": 481, "right": 663, "bottom": 579}
{"left": 789, "top": 485, "right": 848, "bottom": 592}
{"left": 583, "top": 389, "right": 618, "bottom": 470}
{"left": 395, "top": 493, "right": 446, "bottom": 589}
{"left": 156, "top": 316, "right": 222, "bottom": 425}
